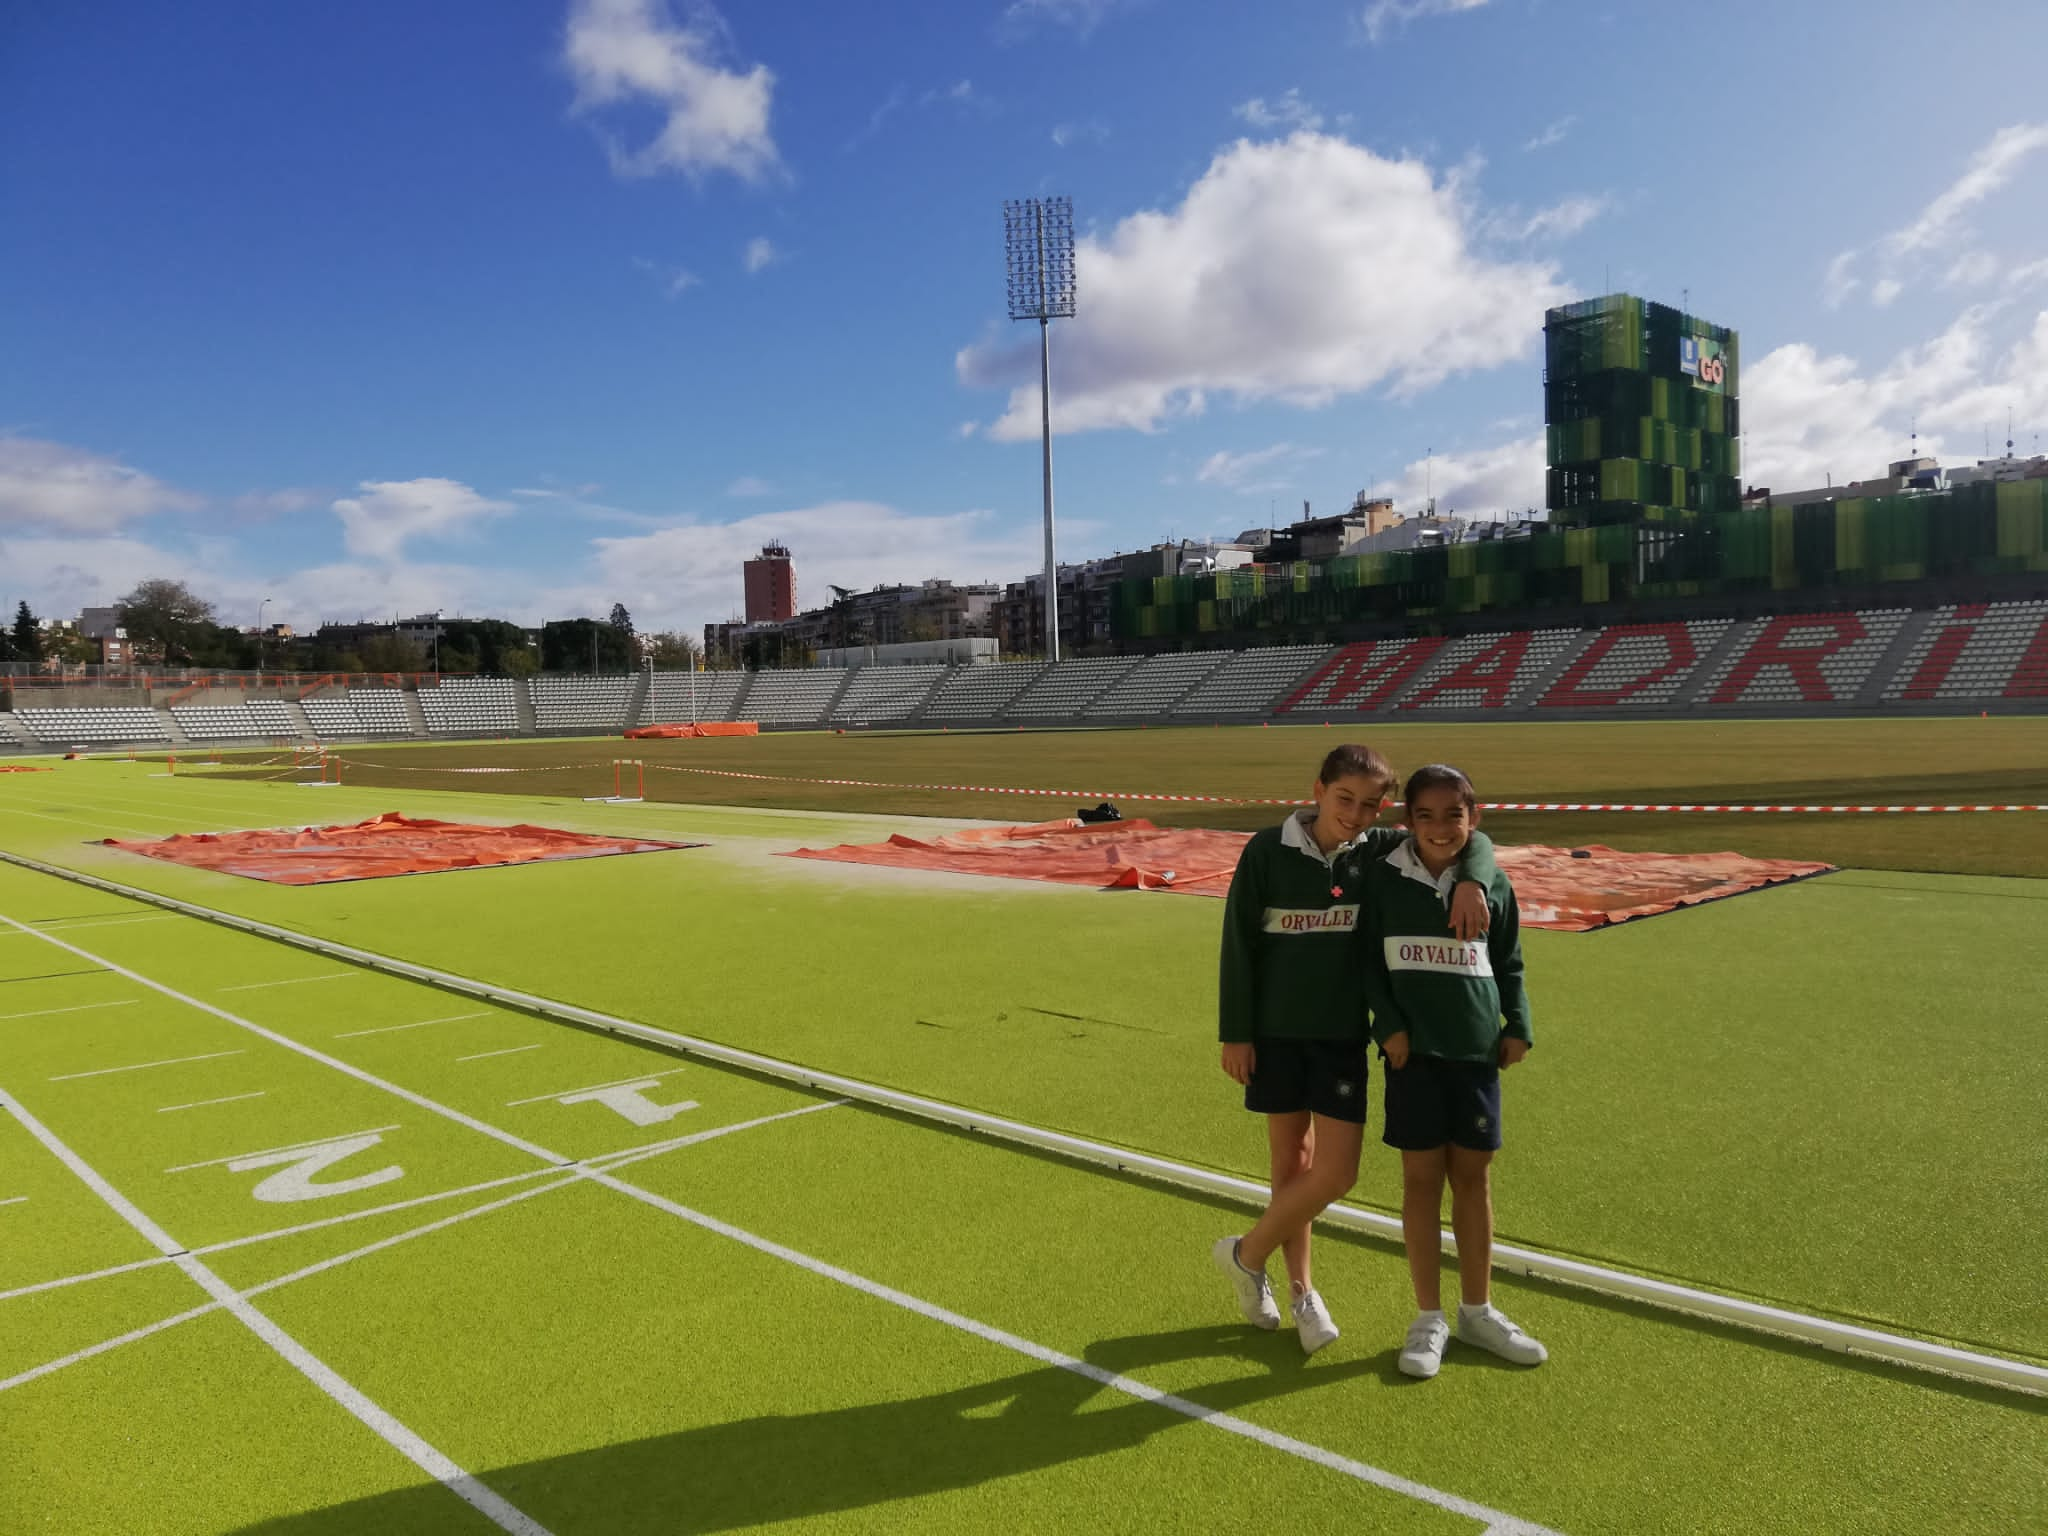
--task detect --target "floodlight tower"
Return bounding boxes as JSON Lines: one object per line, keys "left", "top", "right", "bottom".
{"left": 1004, "top": 196, "right": 1076, "bottom": 661}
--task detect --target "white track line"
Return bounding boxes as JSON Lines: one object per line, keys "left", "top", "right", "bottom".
{"left": 166, "top": 1126, "right": 402, "bottom": 1175}
{"left": 0, "top": 1196, "right": 25, "bottom": 1207}
{"left": 3, "top": 851, "right": 2040, "bottom": 1397}
{"left": 0, "top": 999, "right": 138, "bottom": 1022}
{"left": 334, "top": 1012, "right": 488, "bottom": 1039}
{"left": 0, "top": 912, "right": 568, "bottom": 1168}
{"left": 0, "top": 1084, "right": 555, "bottom": 1536}
{"left": 157, "top": 1090, "right": 267, "bottom": 1114}
{"left": 582, "top": 1164, "right": 1562, "bottom": 1535}
{"left": 506, "top": 1066, "right": 688, "bottom": 1107}
{"left": 50, "top": 1049, "right": 245, "bottom": 1083}
{"left": 0, "top": 914, "right": 175, "bottom": 936}
{"left": 0, "top": 1104, "right": 842, "bottom": 1391}
{"left": 454, "top": 1044, "right": 543, "bottom": 1063}
{"left": 218, "top": 973, "right": 357, "bottom": 993}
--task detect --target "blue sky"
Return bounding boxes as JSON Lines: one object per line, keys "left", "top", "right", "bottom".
{"left": 4, "top": 0, "right": 2046, "bottom": 640}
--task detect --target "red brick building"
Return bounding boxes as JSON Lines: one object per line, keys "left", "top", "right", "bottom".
{"left": 743, "top": 542, "right": 796, "bottom": 623}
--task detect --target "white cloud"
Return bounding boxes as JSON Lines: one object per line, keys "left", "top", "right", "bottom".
{"left": 1234, "top": 90, "right": 1323, "bottom": 134}
{"left": 1051, "top": 119, "right": 1110, "bottom": 148}
{"left": 1522, "top": 116, "right": 1574, "bottom": 152}
{"left": 1488, "top": 194, "right": 1607, "bottom": 243}
{"left": 1742, "top": 305, "right": 2048, "bottom": 491}
{"left": 230, "top": 488, "right": 324, "bottom": 518}
{"left": 1381, "top": 435, "right": 1546, "bottom": 518}
{"left": 332, "top": 478, "right": 515, "bottom": 563}
{"left": 1825, "top": 121, "right": 2048, "bottom": 308}
{"left": 1195, "top": 442, "right": 1325, "bottom": 494}
{"left": 1000, "top": 0, "right": 1123, "bottom": 39}
{"left": 2007, "top": 257, "right": 2048, "bottom": 291}
{"left": 742, "top": 236, "right": 779, "bottom": 274}
{"left": 591, "top": 500, "right": 1045, "bottom": 630}
{"left": 0, "top": 436, "right": 204, "bottom": 533}
{"left": 726, "top": 475, "right": 774, "bottom": 497}
{"left": 957, "top": 133, "right": 1571, "bottom": 440}
{"left": 632, "top": 255, "right": 701, "bottom": 298}
{"left": 563, "top": 0, "right": 779, "bottom": 183}
{"left": 1360, "top": 0, "right": 1489, "bottom": 44}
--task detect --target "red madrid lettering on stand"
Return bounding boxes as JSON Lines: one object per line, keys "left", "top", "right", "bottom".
{"left": 1401, "top": 632, "right": 1534, "bottom": 710}
{"left": 1541, "top": 623, "right": 1697, "bottom": 708}
{"left": 1279, "top": 638, "right": 1446, "bottom": 713}
{"left": 1899, "top": 604, "right": 1987, "bottom": 699}
{"left": 2005, "top": 612, "right": 2048, "bottom": 698}
{"left": 1709, "top": 614, "right": 1865, "bottom": 704}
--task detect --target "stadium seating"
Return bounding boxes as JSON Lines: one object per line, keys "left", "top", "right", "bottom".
{"left": 642, "top": 670, "right": 747, "bottom": 724}
{"left": 172, "top": 701, "right": 300, "bottom": 738}
{"left": 830, "top": 665, "right": 947, "bottom": 723}
{"left": 1278, "top": 639, "right": 1447, "bottom": 714}
{"left": 302, "top": 689, "right": 411, "bottom": 737}
{"left": 921, "top": 662, "right": 1047, "bottom": 720}
{"left": 1083, "top": 652, "right": 1228, "bottom": 716}
{"left": 1696, "top": 609, "right": 1909, "bottom": 707}
{"left": 420, "top": 677, "right": 519, "bottom": 734}
{"left": 1396, "top": 628, "right": 1589, "bottom": 711}
{"left": 1005, "top": 657, "right": 1139, "bottom": 716}
{"left": 742, "top": 669, "right": 846, "bottom": 726}
{"left": 1172, "top": 645, "right": 1333, "bottom": 715}
{"left": 1882, "top": 600, "right": 2048, "bottom": 701}
{"left": 530, "top": 676, "right": 633, "bottom": 732}
{"left": 15, "top": 707, "right": 171, "bottom": 743}
{"left": 0, "top": 713, "right": 35, "bottom": 747}
{"left": 1538, "top": 620, "right": 1736, "bottom": 709}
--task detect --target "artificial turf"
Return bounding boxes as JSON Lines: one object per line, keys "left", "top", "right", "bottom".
{"left": 190, "top": 715, "right": 2048, "bottom": 877}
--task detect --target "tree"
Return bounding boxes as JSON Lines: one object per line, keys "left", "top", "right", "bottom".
{"left": 11, "top": 602, "right": 40, "bottom": 663}
{"left": 644, "top": 630, "right": 701, "bottom": 670}
{"left": 608, "top": 603, "right": 636, "bottom": 644}
{"left": 542, "top": 617, "right": 632, "bottom": 673}
{"left": 116, "top": 578, "right": 217, "bottom": 663}
{"left": 357, "top": 632, "right": 425, "bottom": 674}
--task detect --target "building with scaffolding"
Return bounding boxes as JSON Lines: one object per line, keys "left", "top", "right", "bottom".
{"left": 1545, "top": 293, "right": 1741, "bottom": 527}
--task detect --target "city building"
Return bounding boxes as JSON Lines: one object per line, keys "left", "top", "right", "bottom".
{"left": 743, "top": 542, "right": 796, "bottom": 624}
{"left": 1545, "top": 293, "right": 1741, "bottom": 527}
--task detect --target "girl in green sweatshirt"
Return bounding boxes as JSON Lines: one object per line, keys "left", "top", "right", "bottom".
{"left": 1359, "top": 763, "right": 1546, "bottom": 1380}
{"left": 1214, "top": 744, "right": 1496, "bottom": 1356}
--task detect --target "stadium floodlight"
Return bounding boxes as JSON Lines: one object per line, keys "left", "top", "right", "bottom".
{"left": 1004, "top": 196, "right": 1076, "bottom": 662}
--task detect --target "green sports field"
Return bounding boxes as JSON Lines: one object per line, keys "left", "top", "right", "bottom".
{"left": 2, "top": 729, "right": 2045, "bottom": 1535}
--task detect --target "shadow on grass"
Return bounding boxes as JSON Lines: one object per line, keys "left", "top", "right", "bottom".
{"left": 227, "top": 1325, "right": 1379, "bottom": 1535}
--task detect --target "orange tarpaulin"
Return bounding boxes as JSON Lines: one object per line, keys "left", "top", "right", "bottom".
{"left": 1, "top": 764, "right": 55, "bottom": 772}
{"left": 102, "top": 812, "right": 701, "bottom": 886}
{"left": 625, "top": 721, "right": 759, "bottom": 739}
{"left": 780, "top": 820, "right": 1833, "bottom": 931}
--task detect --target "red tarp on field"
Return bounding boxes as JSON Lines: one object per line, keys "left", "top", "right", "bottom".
{"left": 102, "top": 812, "right": 701, "bottom": 886}
{"left": 0, "top": 764, "right": 55, "bottom": 772}
{"left": 780, "top": 819, "right": 1833, "bottom": 931}
{"left": 625, "top": 721, "right": 759, "bottom": 739}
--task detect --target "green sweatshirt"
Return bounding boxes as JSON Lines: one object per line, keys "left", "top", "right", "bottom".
{"left": 1218, "top": 812, "right": 1498, "bottom": 1044}
{"left": 1359, "top": 838, "right": 1531, "bottom": 1063}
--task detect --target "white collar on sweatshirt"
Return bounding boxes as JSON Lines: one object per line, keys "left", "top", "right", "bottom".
{"left": 1385, "top": 836, "right": 1457, "bottom": 900}
{"left": 1279, "top": 808, "right": 1344, "bottom": 868}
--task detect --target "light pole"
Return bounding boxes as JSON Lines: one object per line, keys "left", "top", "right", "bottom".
{"left": 1004, "top": 196, "right": 1076, "bottom": 661}
{"left": 257, "top": 597, "right": 271, "bottom": 676}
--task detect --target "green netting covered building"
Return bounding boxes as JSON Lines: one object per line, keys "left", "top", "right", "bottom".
{"left": 1545, "top": 293, "right": 1741, "bottom": 527}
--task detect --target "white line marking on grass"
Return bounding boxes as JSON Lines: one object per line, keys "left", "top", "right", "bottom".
{"left": 51, "top": 1049, "right": 245, "bottom": 1082}
{"left": 0, "top": 1300, "right": 223, "bottom": 1393}
{"left": 0, "top": 1084, "right": 556, "bottom": 1536}
{"left": 334, "top": 1012, "right": 488, "bottom": 1039}
{"left": 581, "top": 1164, "right": 1564, "bottom": 1536}
{"left": 0, "top": 1195, "right": 25, "bottom": 1207}
{"left": 0, "top": 912, "right": 569, "bottom": 1168}
{"left": 217, "top": 972, "right": 357, "bottom": 993}
{"left": 455, "top": 1044, "right": 543, "bottom": 1063}
{"left": 157, "top": 1090, "right": 267, "bottom": 1114}
{"left": 0, "top": 1254, "right": 178, "bottom": 1303}
{"left": 0, "top": 999, "right": 139, "bottom": 1022}
{"left": 166, "top": 1126, "right": 402, "bottom": 1174}
{"left": 505, "top": 1066, "right": 688, "bottom": 1106}
{"left": 4, "top": 855, "right": 2043, "bottom": 1399}
{"left": 0, "top": 914, "right": 175, "bottom": 936}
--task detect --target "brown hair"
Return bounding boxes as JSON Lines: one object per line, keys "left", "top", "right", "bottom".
{"left": 1403, "top": 762, "right": 1477, "bottom": 810}
{"left": 1318, "top": 743, "right": 1394, "bottom": 791}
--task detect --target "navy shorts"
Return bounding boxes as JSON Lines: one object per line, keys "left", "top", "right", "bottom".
{"left": 1243, "top": 1038, "right": 1370, "bottom": 1125}
{"left": 1381, "top": 1052, "right": 1502, "bottom": 1152}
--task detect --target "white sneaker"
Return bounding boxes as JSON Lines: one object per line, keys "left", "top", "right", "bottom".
{"left": 1211, "top": 1237, "right": 1280, "bottom": 1329}
{"left": 1292, "top": 1288, "right": 1339, "bottom": 1355}
{"left": 1457, "top": 1303, "right": 1548, "bottom": 1365}
{"left": 1398, "top": 1310, "right": 1450, "bottom": 1378}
